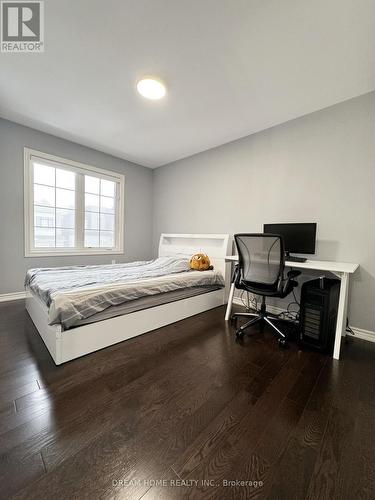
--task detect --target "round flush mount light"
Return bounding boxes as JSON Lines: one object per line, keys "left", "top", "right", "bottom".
{"left": 136, "top": 78, "right": 166, "bottom": 100}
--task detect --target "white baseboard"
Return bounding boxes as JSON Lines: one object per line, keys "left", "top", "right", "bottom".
{"left": 232, "top": 297, "right": 375, "bottom": 344}
{"left": 0, "top": 291, "right": 26, "bottom": 303}
{"left": 350, "top": 327, "right": 375, "bottom": 343}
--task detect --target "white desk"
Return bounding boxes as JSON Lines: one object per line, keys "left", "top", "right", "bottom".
{"left": 224, "top": 256, "right": 359, "bottom": 360}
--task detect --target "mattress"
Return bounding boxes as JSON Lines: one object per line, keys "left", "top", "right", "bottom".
{"left": 25, "top": 256, "right": 224, "bottom": 328}
{"left": 69, "top": 285, "right": 221, "bottom": 329}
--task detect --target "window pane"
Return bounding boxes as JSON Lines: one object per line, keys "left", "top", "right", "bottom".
{"left": 34, "top": 184, "right": 55, "bottom": 207}
{"left": 85, "top": 193, "right": 99, "bottom": 212}
{"left": 56, "top": 188, "right": 75, "bottom": 209}
{"left": 56, "top": 208, "right": 75, "bottom": 229}
{"left": 100, "top": 196, "right": 115, "bottom": 214}
{"left": 34, "top": 163, "right": 55, "bottom": 186}
{"left": 56, "top": 229, "right": 75, "bottom": 248}
{"left": 85, "top": 230, "right": 100, "bottom": 247}
{"left": 85, "top": 176, "right": 100, "bottom": 194}
{"left": 34, "top": 206, "right": 55, "bottom": 228}
{"left": 100, "top": 213, "right": 115, "bottom": 231}
{"left": 101, "top": 179, "right": 116, "bottom": 197}
{"left": 35, "top": 227, "right": 55, "bottom": 247}
{"left": 100, "top": 231, "right": 114, "bottom": 248}
{"left": 29, "top": 154, "right": 122, "bottom": 254}
{"left": 56, "top": 169, "right": 75, "bottom": 190}
{"left": 85, "top": 212, "right": 99, "bottom": 230}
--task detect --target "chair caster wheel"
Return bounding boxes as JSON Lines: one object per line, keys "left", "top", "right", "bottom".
{"left": 236, "top": 329, "right": 244, "bottom": 339}
{"left": 231, "top": 316, "right": 238, "bottom": 326}
{"left": 278, "top": 338, "right": 287, "bottom": 348}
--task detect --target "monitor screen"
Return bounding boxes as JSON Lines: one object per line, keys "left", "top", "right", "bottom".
{"left": 263, "top": 223, "right": 317, "bottom": 254}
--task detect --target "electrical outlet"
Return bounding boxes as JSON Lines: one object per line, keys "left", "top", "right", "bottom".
{"left": 111, "top": 259, "right": 116, "bottom": 264}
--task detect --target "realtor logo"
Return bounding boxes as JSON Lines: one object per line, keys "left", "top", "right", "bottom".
{"left": 1, "top": 1, "right": 44, "bottom": 52}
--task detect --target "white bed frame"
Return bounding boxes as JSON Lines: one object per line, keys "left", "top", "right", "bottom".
{"left": 26, "top": 234, "right": 231, "bottom": 365}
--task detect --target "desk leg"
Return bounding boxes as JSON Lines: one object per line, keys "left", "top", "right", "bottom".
{"left": 333, "top": 272, "right": 349, "bottom": 360}
{"left": 225, "top": 282, "right": 235, "bottom": 321}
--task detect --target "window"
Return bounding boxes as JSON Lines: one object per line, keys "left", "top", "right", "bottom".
{"left": 24, "top": 148, "right": 124, "bottom": 256}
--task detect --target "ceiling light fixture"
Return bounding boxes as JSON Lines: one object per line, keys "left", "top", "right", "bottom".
{"left": 136, "top": 78, "right": 166, "bottom": 100}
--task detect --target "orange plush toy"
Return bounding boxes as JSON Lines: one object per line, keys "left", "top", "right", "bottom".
{"left": 189, "top": 253, "right": 213, "bottom": 271}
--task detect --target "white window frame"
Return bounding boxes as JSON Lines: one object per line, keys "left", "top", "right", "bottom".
{"left": 24, "top": 148, "right": 125, "bottom": 257}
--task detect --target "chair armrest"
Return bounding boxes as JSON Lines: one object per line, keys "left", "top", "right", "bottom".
{"left": 232, "top": 264, "right": 240, "bottom": 283}
{"left": 287, "top": 270, "right": 301, "bottom": 279}
{"left": 282, "top": 270, "right": 301, "bottom": 294}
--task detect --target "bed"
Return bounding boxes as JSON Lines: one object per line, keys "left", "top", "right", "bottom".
{"left": 25, "top": 234, "right": 231, "bottom": 365}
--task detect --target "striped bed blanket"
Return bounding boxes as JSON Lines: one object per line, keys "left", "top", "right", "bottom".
{"left": 25, "top": 256, "right": 224, "bottom": 328}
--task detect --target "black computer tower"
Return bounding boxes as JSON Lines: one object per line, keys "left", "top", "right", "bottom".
{"left": 299, "top": 277, "right": 340, "bottom": 354}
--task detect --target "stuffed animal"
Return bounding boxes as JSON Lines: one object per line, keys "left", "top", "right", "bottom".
{"left": 189, "top": 253, "right": 213, "bottom": 271}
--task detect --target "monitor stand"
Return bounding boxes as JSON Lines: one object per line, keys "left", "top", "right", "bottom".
{"left": 285, "top": 252, "right": 307, "bottom": 263}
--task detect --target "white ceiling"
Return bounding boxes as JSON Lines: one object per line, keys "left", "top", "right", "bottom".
{"left": 1, "top": 0, "right": 375, "bottom": 168}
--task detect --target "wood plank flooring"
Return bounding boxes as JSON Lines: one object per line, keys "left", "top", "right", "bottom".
{"left": 0, "top": 300, "right": 374, "bottom": 499}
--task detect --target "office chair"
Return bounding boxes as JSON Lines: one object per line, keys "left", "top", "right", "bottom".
{"left": 231, "top": 233, "right": 301, "bottom": 346}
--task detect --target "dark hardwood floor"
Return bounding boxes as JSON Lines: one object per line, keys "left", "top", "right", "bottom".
{"left": 0, "top": 300, "right": 375, "bottom": 500}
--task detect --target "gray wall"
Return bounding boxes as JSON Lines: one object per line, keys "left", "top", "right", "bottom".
{"left": 153, "top": 91, "right": 375, "bottom": 331}
{"left": 0, "top": 118, "right": 153, "bottom": 294}
{"left": 2, "top": 93, "right": 375, "bottom": 331}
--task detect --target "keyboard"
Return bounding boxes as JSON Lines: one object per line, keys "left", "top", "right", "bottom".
{"left": 287, "top": 255, "right": 307, "bottom": 263}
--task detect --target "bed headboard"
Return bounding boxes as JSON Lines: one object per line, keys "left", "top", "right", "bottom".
{"left": 158, "top": 233, "right": 231, "bottom": 280}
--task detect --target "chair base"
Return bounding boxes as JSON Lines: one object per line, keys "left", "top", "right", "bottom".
{"left": 231, "top": 296, "right": 288, "bottom": 347}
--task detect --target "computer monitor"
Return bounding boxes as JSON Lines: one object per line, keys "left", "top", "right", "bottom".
{"left": 263, "top": 223, "right": 317, "bottom": 256}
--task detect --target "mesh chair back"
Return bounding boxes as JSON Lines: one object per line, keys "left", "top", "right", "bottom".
{"left": 234, "top": 234, "right": 284, "bottom": 286}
